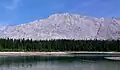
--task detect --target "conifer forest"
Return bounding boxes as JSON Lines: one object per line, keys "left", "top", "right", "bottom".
{"left": 0, "top": 38, "right": 120, "bottom": 52}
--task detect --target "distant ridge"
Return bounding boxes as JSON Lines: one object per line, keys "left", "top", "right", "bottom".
{"left": 0, "top": 13, "right": 120, "bottom": 40}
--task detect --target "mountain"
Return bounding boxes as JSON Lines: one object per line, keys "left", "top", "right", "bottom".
{"left": 1, "top": 13, "right": 120, "bottom": 40}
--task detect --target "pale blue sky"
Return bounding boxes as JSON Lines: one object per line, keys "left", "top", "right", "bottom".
{"left": 0, "top": 0, "right": 120, "bottom": 26}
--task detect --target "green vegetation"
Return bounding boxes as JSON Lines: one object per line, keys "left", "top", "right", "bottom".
{"left": 0, "top": 38, "right": 120, "bottom": 52}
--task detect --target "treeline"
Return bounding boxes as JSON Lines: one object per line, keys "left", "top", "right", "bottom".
{"left": 0, "top": 38, "right": 120, "bottom": 52}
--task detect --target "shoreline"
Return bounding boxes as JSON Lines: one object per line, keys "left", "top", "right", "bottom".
{"left": 0, "top": 52, "right": 120, "bottom": 56}
{"left": 0, "top": 52, "right": 68, "bottom": 56}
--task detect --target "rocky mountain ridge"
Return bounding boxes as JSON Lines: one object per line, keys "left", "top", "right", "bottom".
{"left": 0, "top": 13, "right": 120, "bottom": 40}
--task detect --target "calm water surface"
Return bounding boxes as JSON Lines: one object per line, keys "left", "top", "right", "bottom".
{"left": 0, "top": 56, "right": 119, "bottom": 70}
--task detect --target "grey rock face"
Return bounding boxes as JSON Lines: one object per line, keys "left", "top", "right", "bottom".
{"left": 1, "top": 13, "right": 120, "bottom": 40}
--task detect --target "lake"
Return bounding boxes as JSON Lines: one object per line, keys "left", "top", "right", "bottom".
{"left": 0, "top": 56, "right": 120, "bottom": 70}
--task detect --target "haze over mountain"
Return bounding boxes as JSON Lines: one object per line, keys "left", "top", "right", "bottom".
{"left": 0, "top": 13, "right": 120, "bottom": 40}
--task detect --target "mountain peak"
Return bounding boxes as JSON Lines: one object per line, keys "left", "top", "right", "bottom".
{"left": 48, "top": 13, "right": 87, "bottom": 19}
{"left": 0, "top": 13, "right": 120, "bottom": 40}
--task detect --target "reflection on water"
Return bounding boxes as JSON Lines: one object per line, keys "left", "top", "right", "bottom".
{"left": 0, "top": 56, "right": 120, "bottom": 70}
